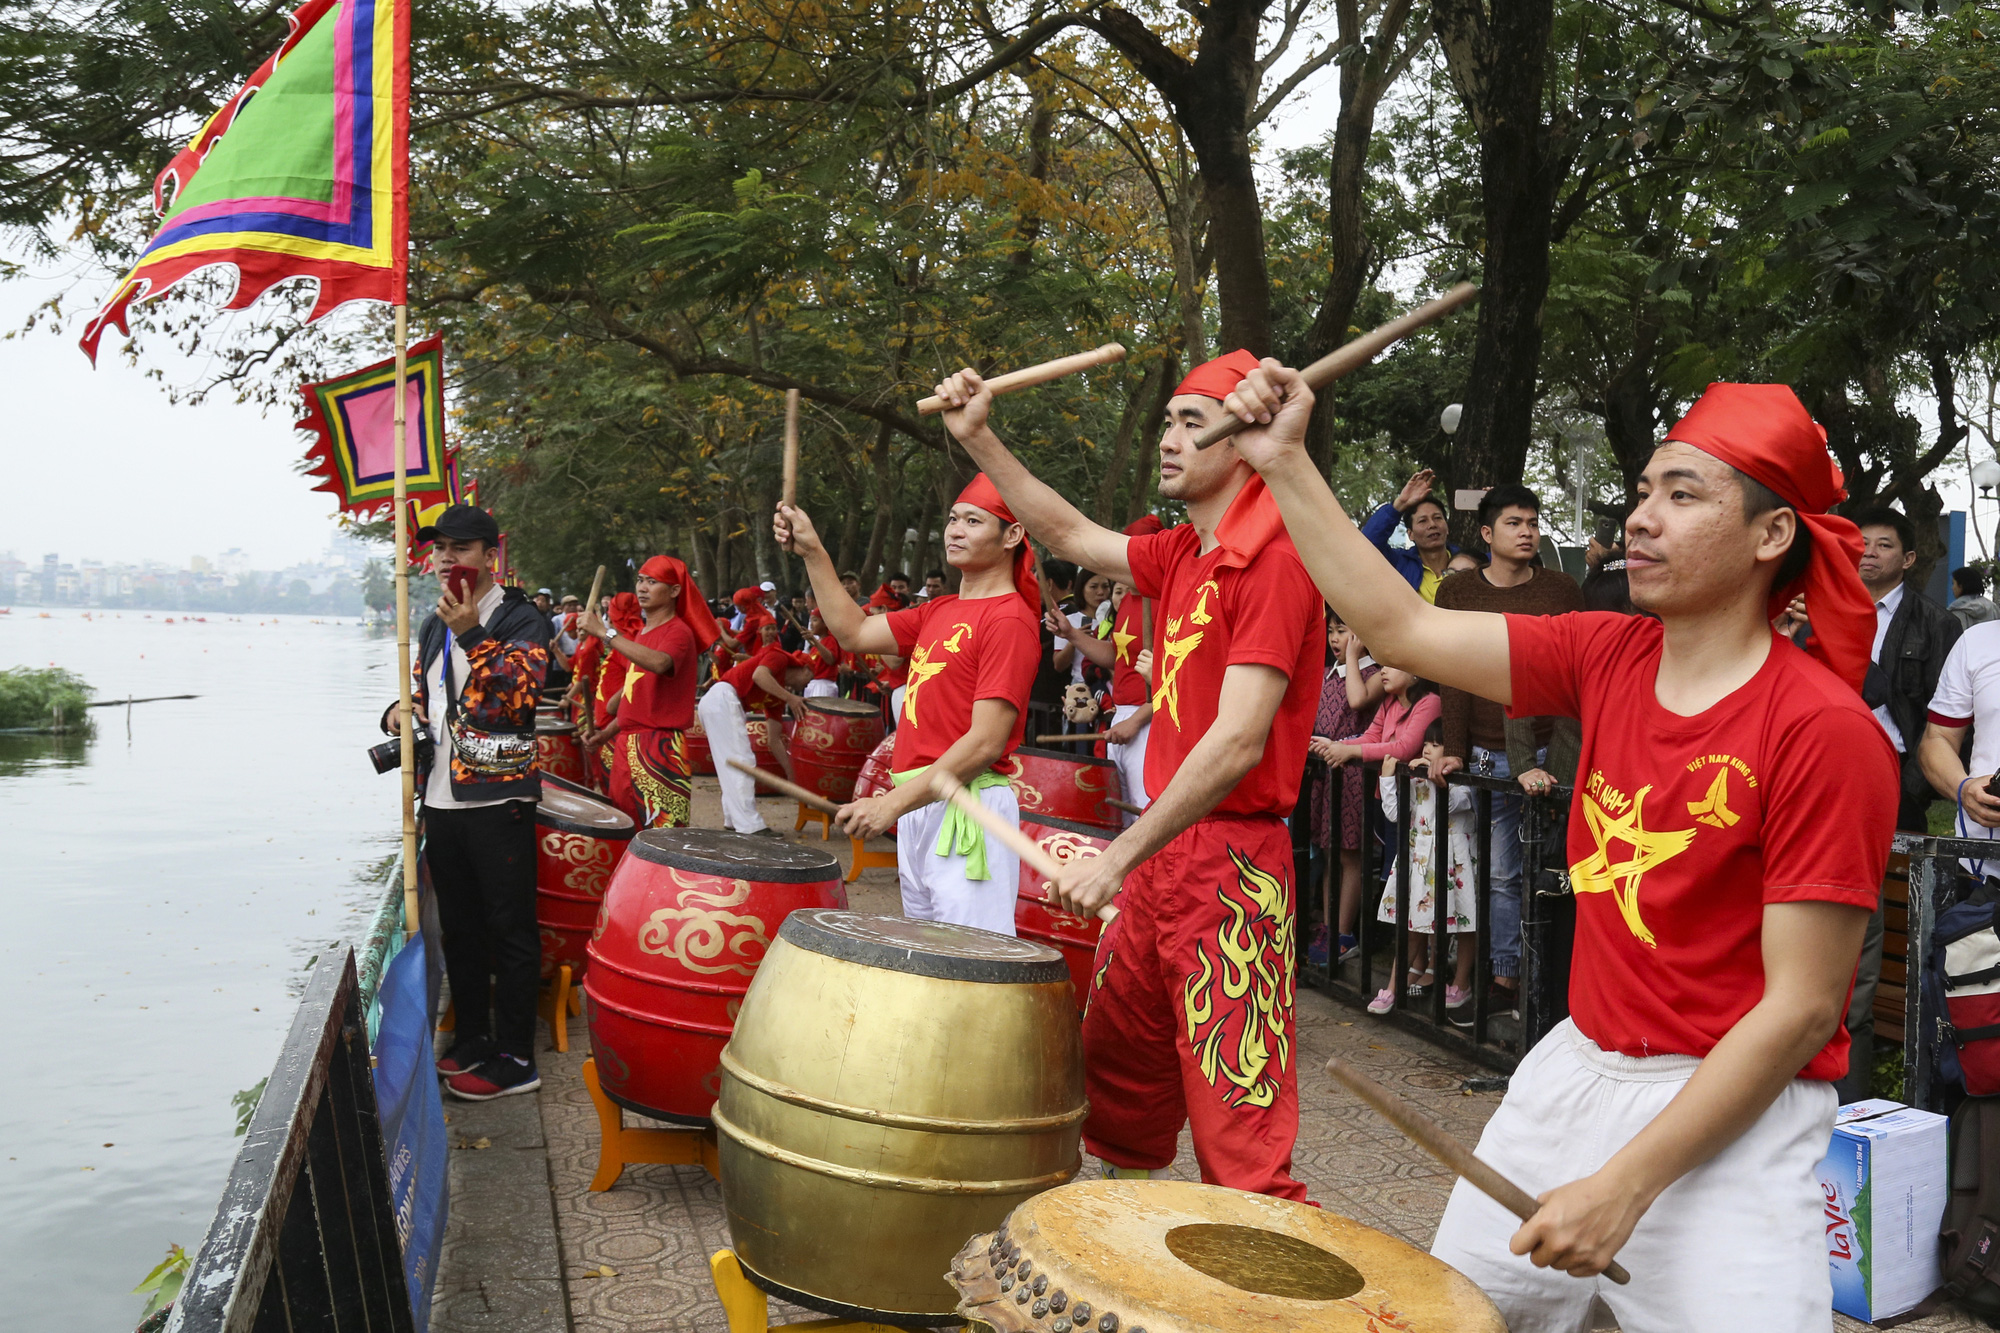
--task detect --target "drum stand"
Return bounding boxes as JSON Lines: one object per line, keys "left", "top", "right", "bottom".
{"left": 708, "top": 1249, "right": 907, "bottom": 1333}
{"left": 581, "top": 1057, "right": 719, "bottom": 1191}
{"left": 843, "top": 837, "right": 895, "bottom": 883}
{"left": 538, "top": 964, "right": 581, "bottom": 1053}
{"left": 795, "top": 802, "right": 832, "bottom": 840}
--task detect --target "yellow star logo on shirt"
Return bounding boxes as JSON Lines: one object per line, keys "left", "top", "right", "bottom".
{"left": 1571, "top": 784, "right": 1699, "bottom": 949}
{"left": 1113, "top": 628, "right": 1137, "bottom": 664}
{"left": 900, "top": 621, "right": 970, "bottom": 729}
{"left": 1687, "top": 769, "right": 1739, "bottom": 829}
{"left": 1152, "top": 582, "right": 1216, "bottom": 728}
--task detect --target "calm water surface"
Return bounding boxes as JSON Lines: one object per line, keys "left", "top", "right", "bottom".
{"left": 1, "top": 609, "right": 398, "bottom": 1328}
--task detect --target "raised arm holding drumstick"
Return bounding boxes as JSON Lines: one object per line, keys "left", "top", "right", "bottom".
{"left": 929, "top": 349, "right": 1324, "bottom": 1204}
{"left": 775, "top": 479, "right": 1043, "bottom": 935}
{"left": 1219, "top": 356, "right": 1895, "bottom": 1324}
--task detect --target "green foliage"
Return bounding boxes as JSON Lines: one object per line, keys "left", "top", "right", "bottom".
{"left": 130, "top": 1243, "right": 189, "bottom": 1320}
{"left": 0, "top": 666, "right": 94, "bottom": 731}
{"left": 231, "top": 1076, "right": 267, "bottom": 1135}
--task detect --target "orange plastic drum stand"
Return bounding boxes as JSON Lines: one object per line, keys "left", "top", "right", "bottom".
{"left": 538, "top": 964, "right": 582, "bottom": 1053}
{"left": 581, "top": 1056, "right": 719, "bottom": 1191}
{"left": 708, "top": 1249, "right": 907, "bottom": 1333}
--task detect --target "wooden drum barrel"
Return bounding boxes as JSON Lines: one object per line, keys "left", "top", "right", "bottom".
{"left": 534, "top": 782, "right": 636, "bottom": 978}
{"left": 536, "top": 717, "right": 587, "bottom": 784}
{"left": 716, "top": 911, "right": 1085, "bottom": 1323}
{"left": 950, "top": 1179, "right": 1506, "bottom": 1332}
{"left": 685, "top": 710, "right": 716, "bottom": 775}
{"left": 583, "top": 830, "right": 845, "bottom": 1125}
{"left": 852, "top": 734, "right": 897, "bottom": 801}
{"left": 1014, "top": 814, "right": 1118, "bottom": 1012}
{"left": 787, "top": 698, "right": 887, "bottom": 804}
{"left": 1009, "top": 746, "right": 1121, "bottom": 832}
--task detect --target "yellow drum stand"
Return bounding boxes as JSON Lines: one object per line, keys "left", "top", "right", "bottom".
{"left": 581, "top": 1057, "right": 719, "bottom": 1191}
{"left": 709, "top": 1250, "right": 907, "bottom": 1333}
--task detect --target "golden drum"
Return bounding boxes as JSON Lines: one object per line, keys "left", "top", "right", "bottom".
{"left": 716, "top": 911, "right": 1085, "bottom": 1324}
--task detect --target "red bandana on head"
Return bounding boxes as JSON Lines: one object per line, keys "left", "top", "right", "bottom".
{"left": 1169, "top": 350, "right": 1288, "bottom": 570}
{"left": 865, "top": 584, "right": 903, "bottom": 611}
{"left": 606, "top": 590, "right": 644, "bottom": 637}
{"left": 956, "top": 472, "right": 1040, "bottom": 607}
{"left": 638, "top": 555, "right": 722, "bottom": 652}
{"left": 1664, "top": 383, "right": 1872, "bottom": 692}
{"left": 1123, "top": 514, "right": 1165, "bottom": 538}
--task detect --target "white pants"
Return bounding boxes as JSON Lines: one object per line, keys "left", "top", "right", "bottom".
{"left": 697, "top": 687, "right": 767, "bottom": 833}
{"left": 1107, "top": 703, "right": 1151, "bottom": 827}
{"left": 890, "top": 685, "right": 907, "bottom": 726}
{"left": 895, "top": 785, "right": 1020, "bottom": 936}
{"left": 1431, "top": 1019, "right": 1837, "bottom": 1333}
{"left": 804, "top": 679, "right": 839, "bottom": 699}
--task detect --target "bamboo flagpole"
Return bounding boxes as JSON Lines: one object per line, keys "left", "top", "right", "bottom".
{"left": 392, "top": 304, "right": 419, "bottom": 935}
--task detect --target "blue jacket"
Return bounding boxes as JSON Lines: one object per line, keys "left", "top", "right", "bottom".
{"left": 1360, "top": 502, "right": 1458, "bottom": 593}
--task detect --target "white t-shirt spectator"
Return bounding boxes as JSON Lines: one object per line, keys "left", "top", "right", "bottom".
{"left": 1926, "top": 621, "right": 2000, "bottom": 870}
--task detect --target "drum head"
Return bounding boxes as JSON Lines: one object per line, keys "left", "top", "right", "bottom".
{"left": 805, "top": 698, "right": 880, "bottom": 719}
{"left": 953, "top": 1179, "right": 1503, "bottom": 1332}
{"left": 780, "top": 909, "right": 1068, "bottom": 985}
{"left": 537, "top": 784, "right": 635, "bottom": 837}
{"left": 537, "top": 717, "right": 578, "bottom": 735}
{"left": 629, "top": 827, "right": 841, "bottom": 883}
{"left": 1012, "top": 744, "right": 1115, "bottom": 769}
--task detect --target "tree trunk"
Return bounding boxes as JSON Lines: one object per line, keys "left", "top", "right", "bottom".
{"left": 1096, "top": 361, "right": 1167, "bottom": 525}
{"left": 1126, "top": 360, "right": 1176, "bottom": 525}
{"left": 860, "top": 421, "right": 895, "bottom": 589}
{"left": 1433, "top": 0, "right": 1561, "bottom": 542}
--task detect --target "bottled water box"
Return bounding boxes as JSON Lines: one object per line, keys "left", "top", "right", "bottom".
{"left": 1816, "top": 1099, "right": 1947, "bottom": 1322}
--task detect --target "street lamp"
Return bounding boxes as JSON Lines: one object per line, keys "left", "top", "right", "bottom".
{"left": 1975, "top": 459, "right": 2000, "bottom": 495}
{"left": 1440, "top": 403, "right": 1463, "bottom": 436}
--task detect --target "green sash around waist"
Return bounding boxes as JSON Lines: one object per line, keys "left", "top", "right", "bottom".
{"left": 889, "top": 766, "right": 1012, "bottom": 881}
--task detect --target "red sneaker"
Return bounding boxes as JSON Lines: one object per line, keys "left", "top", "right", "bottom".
{"left": 444, "top": 1056, "right": 542, "bottom": 1101}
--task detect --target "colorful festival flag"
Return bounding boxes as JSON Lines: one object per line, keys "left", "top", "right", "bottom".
{"left": 80, "top": 0, "right": 410, "bottom": 362}
{"left": 403, "top": 459, "right": 475, "bottom": 569}
{"left": 298, "top": 336, "right": 450, "bottom": 516}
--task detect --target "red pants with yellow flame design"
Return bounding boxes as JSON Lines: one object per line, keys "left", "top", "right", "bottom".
{"left": 1081, "top": 813, "right": 1306, "bottom": 1200}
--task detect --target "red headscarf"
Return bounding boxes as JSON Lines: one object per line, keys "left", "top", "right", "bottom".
{"left": 1164, "top": 351, "right": 1289, "bottom": 570}
{"left": 1664, "top": 383, "right": 1872, "bottom": 692}
{"left": 956, "top": 472, "right": 1040, "bottom": 607}
{"left": 1123, "top": 514, "right": 1166, "bottom": 538}
{"left": 1174, "top": 348, "right": 1264, "bottom": 401}
{"left": 731, "top": 586, "right": 764, "bottom": 612}
{"left": 638, "top": 555, "right": 722, "bottom": 651}
{"left": 606, "top": 590, "right": 644, "bottom": 636}
{"left": 864, "top": 584, "right": 903, "bottom": 611}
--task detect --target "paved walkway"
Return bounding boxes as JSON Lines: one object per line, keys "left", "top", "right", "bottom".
{"left": 432, "top": 778, "right": 1982, "bottom": 1332}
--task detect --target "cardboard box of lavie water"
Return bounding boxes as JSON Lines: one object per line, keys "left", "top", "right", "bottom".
{"left": 1816, "top": 1099, "right": 1947, "bottom": 1322}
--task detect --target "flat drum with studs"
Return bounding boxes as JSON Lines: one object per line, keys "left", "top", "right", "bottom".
{"left": 949, "top": 1179, "right": 1504, "bottom": 1332}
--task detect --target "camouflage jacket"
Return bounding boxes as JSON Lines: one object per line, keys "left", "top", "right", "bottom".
{"left": 397, "top": 585, "right": 550, "bottom": 803}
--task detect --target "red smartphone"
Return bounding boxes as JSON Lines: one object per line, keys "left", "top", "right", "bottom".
{"left": 444, "top": 564, "right": 477, "bottom": 603}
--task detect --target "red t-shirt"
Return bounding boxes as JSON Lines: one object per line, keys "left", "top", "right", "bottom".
{"left": 1109, "top": 592, "right": 1150, "bottom": 707}
{"left": 596, "top": 651, "right": 629, "bottom": 729}
{"left": 620, "top": 617, "right": 700, "bottom": 730}
{"left": 808, "top": 634, "right": 841, "bottom": 682}
{"left": 885, "top": 593, "right": 1040, "bottom": 771}
{"left": 1508, "top": 612, "right": 1897, "bottom": 1081}
{"left": 721, "top": 644, "right": 795, "bottom": 718}
{"left": 1125, "top": 525, "right": 1323, "bottom": 816}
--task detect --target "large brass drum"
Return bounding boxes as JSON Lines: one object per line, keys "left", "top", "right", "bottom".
{"left": 716, "top": 911, "right": 1086, "bottom": 1325}
{"left": 951, "top": 1179, "right": 1506, "bottom": 1332}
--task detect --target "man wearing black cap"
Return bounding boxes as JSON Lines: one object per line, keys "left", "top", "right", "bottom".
{"left": 381, "top": 504, "right": 552, "bottom": 1100}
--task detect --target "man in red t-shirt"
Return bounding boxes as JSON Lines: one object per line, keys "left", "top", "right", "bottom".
{"left": 698, "top": 623, "right": 813, "bottom": 835}
{"left": 928, "top": 351, "right": 1324, "bottom": 1201}
{"left": 775, "top": 475, "right": 1041, "bottom": 933}
{"left": 579, "top": 556, "right": 721, "bottom": 829}
{"left": 1225, "top": 364, "right": 1895, "bottom": 1327}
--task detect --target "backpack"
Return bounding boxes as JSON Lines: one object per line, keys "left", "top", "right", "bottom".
{"left": 1882, "top": 1097, "right": 2000, "bottom": 1326}
{"left": 1925, "top": 882, "right": 2000, "bottom": 1096}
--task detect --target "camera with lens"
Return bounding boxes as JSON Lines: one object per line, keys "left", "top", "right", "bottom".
{"left": 368, "top": 732, "right": 434, "bottom": 774}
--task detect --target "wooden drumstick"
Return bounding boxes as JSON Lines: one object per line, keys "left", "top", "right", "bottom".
{"left": 1193, "top": 284, "right": 1480, "bottom": 449}
{"left": 929, "top": 771, "right": 1117, "bottom": 924}
{"left": 1326, "top": 1057, "right": 1632, "bottom": 1285}
{"left": 726, "top": 759, "right": 840, "bottom": 815}
{"left": 1107, "top": 797, "right": 1143, "bottom": 816}
{"left": 1034, "top": 732, "right": 1109, "bottom": 744}
{"left": 585, "top": 564, "right": 606, "bottom": 617}
{"left": 918, "top": 343, "right": 1127, "bottom": 415}
{"left": 782, "top": 388, "right": 801, "bottom": 508}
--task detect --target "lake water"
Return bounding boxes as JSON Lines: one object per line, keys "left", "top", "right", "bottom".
{"left": 1, "top": 609, "right": 398, "bottom": 1329}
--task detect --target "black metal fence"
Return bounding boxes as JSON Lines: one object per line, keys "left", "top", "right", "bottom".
{"left": 168, "top": 948, "right": 414, "bottom": 1333}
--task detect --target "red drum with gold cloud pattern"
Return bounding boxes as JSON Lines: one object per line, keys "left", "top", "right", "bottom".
{"left": 534, "top": 781, "right": 636, "bottom": 978}
{"left": 583, "top": 829, "right": 846, "bottom": 1124}
{"left": 1014, "top": 814, "right": 1117, "bottom": 1012}
{"left": 788, "top": 698, "right": 886, "bottom": 803}
{"left": 852, "top": 734, "right": 897, "bottom": 801}
{"left": 749, "top": 716, "right": 786, "bottom": 776}
{"left": 1009, "top": 746, "right": 1122, "bottom": 832}
{"left": 685, "top": 710, "right": 715, "bottom": 775}
{"left": 536, "top": 717, "right": 587, "bottom": 784}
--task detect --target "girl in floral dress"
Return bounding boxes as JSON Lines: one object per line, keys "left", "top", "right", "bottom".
{"left": 1306, "top": 614, "right": 1383, "bottom": 965}
{"left": 1367, "top": 731, "right": 1481, "bottom": 1015}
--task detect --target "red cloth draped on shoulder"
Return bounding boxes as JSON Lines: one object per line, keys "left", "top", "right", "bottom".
{"left": 1664, "top": 383, "right": 1872, "bottom": 693}
{"left": 955, "top": 472, "right": 1041, "bottom": 607}
{"left": 639, "top": 555, "right": 722, "bottom": 652}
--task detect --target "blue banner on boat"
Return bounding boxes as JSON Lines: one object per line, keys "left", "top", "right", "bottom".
{"left": 372, "top": 933, "right": 449, "bottom": 1328}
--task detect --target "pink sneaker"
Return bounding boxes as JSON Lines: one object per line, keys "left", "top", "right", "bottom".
{"left": 1445, "top": 985, "right": 1472, "bottom": 1009}
{"left": 1366, "top": 986, "right": 1395, "bottom": 1015}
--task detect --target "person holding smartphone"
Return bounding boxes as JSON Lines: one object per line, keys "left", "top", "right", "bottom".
{"left": 380, "top": 504, "right": 552, "bottom": 1101}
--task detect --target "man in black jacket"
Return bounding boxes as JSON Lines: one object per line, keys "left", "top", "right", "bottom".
{"left": 381, "top": 505, "right": 551, "bottom": 1101}
{"left": 1836, "top": 507, "right": 1962, "bottom": 1101}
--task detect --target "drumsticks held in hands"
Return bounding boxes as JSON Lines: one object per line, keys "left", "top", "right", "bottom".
{"left": 929, "top": 771, "right": 1117, "bottom": 924}
{"left": 781, "top": 388, "right": 801, "bottom": 509}
{"left": 726, "top": 760, "right": 840, "bottom": 815}
{"left": 918, "top": 343, "right": 1127, "bottom": 415}
{"left": 1326, "top": 1057, "right": 1632, "bottom": 1286}
{"left": 1034, "top": 732, "right": 1109, "bottom": 745}
{"left": 1193, "top": 283, "right": 1479, "bottom": 450}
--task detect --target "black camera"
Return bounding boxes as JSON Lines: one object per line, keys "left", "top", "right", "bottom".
{"left": 368, "top": 733, "right": 434, "bottom": 774}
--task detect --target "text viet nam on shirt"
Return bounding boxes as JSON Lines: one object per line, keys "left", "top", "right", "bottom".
{"left": 1507, "top": 611, "right": 1898, "bottom": 1081}
{"left": 1125, "top": 524, "right": 1323, "bottom": 817}
{"left": 884, "top": 594, "right": 1040, "bottom": 772}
